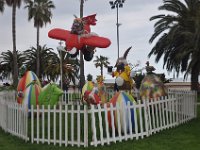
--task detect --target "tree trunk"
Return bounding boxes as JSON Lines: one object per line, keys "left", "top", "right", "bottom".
{"left": 101, "top": 65, "right": 103, "bottom": 76}
{"left": 0, "top": 0, "right": 4, "bottom": 12}
{"left": 12, "top": 3, "right": 18, "bottom": 89}
{"left": 191, "top": 64, "right": 199, "bottom": 92}
{"left": 36, "top": 26, "right": 40, "bottom": 79}
{"left": 191, "top": 28, "right": 200, "bottom": 93}
{"left": 79, "top": 0, "right": 85, "bottom": 90}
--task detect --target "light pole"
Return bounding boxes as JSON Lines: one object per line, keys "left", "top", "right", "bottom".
{"left": 109, "top": 0, "right": 125, "bottom": 59}
{"left": 57, "top": 41, "right": 65, "bottom": 90}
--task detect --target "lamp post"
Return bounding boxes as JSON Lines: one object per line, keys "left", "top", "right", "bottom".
{"left": 57, "top": 41, "right": 65, "bottom": 90}
{"left": 109, "top": 0, "right": 125, "bottom": 59}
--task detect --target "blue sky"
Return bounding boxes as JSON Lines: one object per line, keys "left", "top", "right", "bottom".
{"left": 0, "top": 0, "right": 182, "bottom": 80}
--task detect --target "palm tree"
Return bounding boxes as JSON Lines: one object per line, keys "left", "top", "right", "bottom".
{"left": 24, "top": 45, "right": 56, "bottom": 79}
{"left": 148, "top": 0, "right": 200, "bottom": 91}
{"left": 0, "top": 0, "right": 5, "bottom": 13}
{"left": 5, "top": 0, "right": 24, "bottom": 88}
{"left": 93, "top": 55, "right": 110, "bottom": 77}
{"left": 24, "top": 0, "right": 55, "bottom": 78}
{"left": 79, "top": 0, "right": 86, "bottom": 90}
{"left": 45, "top": 52, "right": 80, "bottom": 86}
{"left": 0, "top": 50, "right": 25, "bottom": 80}
{"left": 62, "top": 54, "right": 80, "bottom": 86}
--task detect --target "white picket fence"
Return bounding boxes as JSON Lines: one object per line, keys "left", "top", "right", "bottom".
{"left": 0, "top": 100, "right": 29, "bottom": 141}
{"left": 168, "top": 89, "right": 198, "bottom": 120}
{"left": 89, "top": 94, "right": 197, "bottom": 146}
{"left": 0, "top": 90, "right": 197, "bottom": 147}
{"left": 29, "top": 104, "right": 89, "bottom": 147}
{"left": 62, "top": 90, "right": 82, "bottom": 105}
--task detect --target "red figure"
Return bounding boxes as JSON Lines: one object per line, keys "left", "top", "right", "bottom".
{"left": 48, "top": 14, "right": 111, "bottom": 61}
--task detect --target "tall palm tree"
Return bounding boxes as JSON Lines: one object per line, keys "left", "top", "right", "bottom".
{"left": 79, "top": 0, "right": 86, "bottom": 90}
{"left": 0, "top": 0, "right": 5, "bottom": 13}
{"left": 24, "top": 45, "right": 56, "bottom": 79}
{"left": 93, "top": 55, "right": 110, "bottom": 77}
{"left": 5, "top": 0, "right": 24, "bottom": 88}
{"left": 0, "top": 50, "right": 25, "bottom": 80}
{"left": 25, "top": 0, "right": 55, "bottom": 78}
{"left": 148, "top": 0, "right": 200, "bottom": 91}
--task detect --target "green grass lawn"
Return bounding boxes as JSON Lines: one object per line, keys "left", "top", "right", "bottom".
{"left": 0, "top": 106, "right": 199, "bottom": 150}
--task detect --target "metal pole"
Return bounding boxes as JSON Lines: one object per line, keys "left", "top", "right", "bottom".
{"left": 116, "top": 3, "right": 120, "bottom": 59}
{"left": 60, "top": 50, "right": 63, "bottom": 90}
{"left": 58, "top": 41, "right": 63, "bottom": 90}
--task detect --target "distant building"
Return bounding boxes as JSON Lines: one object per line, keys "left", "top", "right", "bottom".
{"left": 165, "top": 78, "right": 200, "bottom": 90}
{"left": 104, "top": 79, "right": 115, "bottom": 90}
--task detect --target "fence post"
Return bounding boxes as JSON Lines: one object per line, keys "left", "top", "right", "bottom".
{"left": 77, "top": 105, "right": 81, "bottom": 147}
{"left": 36, "top": 105, "right": 40, "bottom": 144}
{"left": 31, "top": 105, "right": 34, "bottom": 143}
{"left": 175, "top": 96, "right": 179, "bottom": 126}
{"left": 84, "top": 105, "right": 88, "bottom": 147}
{"left": 59, "top": 104, "right": 62, "bottom": 147}
{"left": 144, "top": 99, "right": 150, "bottom": 137}
{"left": 90, "top": 105, "right": 97, "bottom": 147}
{"left": 97, "top": 104, "right": 104, "bottom": 145}
{"left": 194, "top": 91, "right": 198, "bottom": 118}
{"left": 5, "top": 101, "right": 8, "bottom": 133}
{"left": 25, "top": 105, "right": 29, "bottom": 142}
{"left": 103, "top": 103, "right": 110, "bottom": 145}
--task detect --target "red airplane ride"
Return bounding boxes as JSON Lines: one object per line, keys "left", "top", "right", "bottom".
{"left": 48, "top": 14, "right": 111, "bottom": 61}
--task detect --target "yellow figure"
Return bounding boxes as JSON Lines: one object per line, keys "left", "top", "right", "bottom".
{"left": 113, "top": 65, "right": 131, "bottom": 81}
{"left": 112, "top": 47, "right": 134, "bottom": 91}
{"left": 96, "top": 75, "right": 107, "bottom": 104}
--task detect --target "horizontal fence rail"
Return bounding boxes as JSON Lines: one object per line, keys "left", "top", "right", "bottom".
{"left": 0, "top": 89, "right": 197, "bottom": 147}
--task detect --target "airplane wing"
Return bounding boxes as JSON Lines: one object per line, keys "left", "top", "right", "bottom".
{"left": 83, "top": 36, "right": 111, "bottom": 48}
{"left": 48, "top": 28, "right": 70, "bottom": 41}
